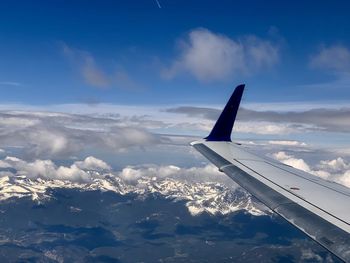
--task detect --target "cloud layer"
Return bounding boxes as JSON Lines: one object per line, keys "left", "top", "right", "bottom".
{"left": 166, "top": 105, "right": 350, "bottom": 133}
{"left": 0, "top": 111, "right": 162, "bottom": 159}
{"left": 1, "top": 103, "right": 350, "bottom": 190}
{"left": 162, "top": 28, "right": 279, "bottom": 82}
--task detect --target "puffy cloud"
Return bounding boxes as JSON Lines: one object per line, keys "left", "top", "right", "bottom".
{"left": 118, "top": 163, "right": 226, "bottom": 183}
{"left": 314, "top": 157, "right": 350, "bottom": 184}
{"left": 271, "top": 151, "right": 350, "bottom": 188}
{"left": 272, "top": 151, "right": 334, "bottom": 180}
{"left": 74, "top": 156, "right": 111, "bottom": 171}
{"left": 27, "top": 129, "right": 68, "bottom": 156}
{"left": 339, "top": 170, "right": 350, "bottom": 188}
{"left": 318, "top": 157, "right": 350, "bottom": 172}
{"left": 310, "top": 45, "right": 350, "bottom": 73}
{"left": 162, "top": 28, "right": 279, "bottom": 82}
{"left": 0, "top": 159, "right": 11, "bottom": 168}
{"left": 272, "top": 151, "right": 311, "bottom": 172}
{"left": 0, "top": 153, "right": 232, "bottom": 188}
{"left": 119, "top": 165, "right": 180, "bottom": 181}
{"left": 0, "top": 158, "right": 266, "bottom": 216}
{"left": 273, "top": 151, "right": 291, "bottom": 160}
{"left": 2, "top": 156, "right": 110, "bottom": 182}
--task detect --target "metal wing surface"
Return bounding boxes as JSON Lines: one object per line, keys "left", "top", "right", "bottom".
{"left": 191, "top": 85, "right": 350, "bottom": 262}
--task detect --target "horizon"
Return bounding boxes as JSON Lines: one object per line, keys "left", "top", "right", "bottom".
{"left": 0, "top": 1, "right": 349, "bottom": 262}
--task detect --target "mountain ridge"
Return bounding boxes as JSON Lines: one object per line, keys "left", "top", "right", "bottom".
{"left": 0, "top": 174, "right": 269, "bottom": 216}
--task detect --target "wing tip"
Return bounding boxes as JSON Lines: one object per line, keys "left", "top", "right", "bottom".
{"left": 205, "top": 84, "right": 245, "bottom": 141}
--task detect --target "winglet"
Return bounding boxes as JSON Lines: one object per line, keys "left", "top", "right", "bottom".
{"left": 205, "top": 84, "right": 245, "bottom": 141}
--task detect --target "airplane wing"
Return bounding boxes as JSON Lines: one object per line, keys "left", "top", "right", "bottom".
{"left": 191, "top": 85, "right": 350, "bottom": 262}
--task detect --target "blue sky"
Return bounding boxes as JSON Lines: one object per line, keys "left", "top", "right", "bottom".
{"left": 0, "top": 4, "right": 349, "bottom": 260}
{"left": 2, "top": 1, "right": 350, "bottom": 227}
{"left": 0, "top": 0, "right": 350, "bottom": 105}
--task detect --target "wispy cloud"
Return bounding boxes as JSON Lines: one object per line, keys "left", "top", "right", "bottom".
{"left": 303, "top": 44, "right": 350, "bottom": 91}
{"left": 162, "top": 28, "right": 280, "bottom": 82}
{"left": 62, "top": 43, "right": 143, "bottom": 90}
{"left": 310, "top": 45, "right": 350, "bottom": 74}
{"left": 62, "top": 43, "right": 110, "bottom": 88}
{"left": 0, "top": 81, "right": 22, "bottom": 87}
{"left": 155, "top": 0, "right": 161, "bottom": 9}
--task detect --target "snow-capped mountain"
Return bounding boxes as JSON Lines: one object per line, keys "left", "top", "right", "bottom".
{"left": 0, "top": 174, "right": 268, "bottom": 216}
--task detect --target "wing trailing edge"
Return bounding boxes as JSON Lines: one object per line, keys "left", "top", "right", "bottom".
{"left": 192, "top": 84, "right": 350, "bottom": 262}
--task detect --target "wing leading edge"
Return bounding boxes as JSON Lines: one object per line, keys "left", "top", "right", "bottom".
{"left": 191, "top": 85, "right": 350, "bottom": 262}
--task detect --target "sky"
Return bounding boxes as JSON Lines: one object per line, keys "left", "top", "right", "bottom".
{"left": 0, "top": 0, "right": 350, "bottom": 105}
{"left": 1, "top": 3, "right": 350, "bottom": 260}
{"left": 1, "top": 1, "right": 350, "bottom": 190}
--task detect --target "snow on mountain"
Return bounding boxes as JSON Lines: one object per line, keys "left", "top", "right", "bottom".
{"left": 0, "top": 174, "right": 269, "bottom": 216}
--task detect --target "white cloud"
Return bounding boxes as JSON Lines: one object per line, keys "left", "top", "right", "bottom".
{"left": 118, "top": 163, "right": 225, "bottom": 183}
{"left": 0, "top": 154, "right": 232, "bottom": 189}
{"left": 75, "top": 156, "right": 111, "bottom": 171}
{"left": 315, "top": 157, "right": 350, "bottom": 184}
{"left": 162, "top": 28, "right": 279, "bottom": 82}
{"left": 2, "top": 155, "right": 110, "bottom": 182}
{"left": 268, "top": 140, "right": 307, "bottom": 147}
{"left": 167, "top": 105, "right": 350, "bottom": 134}
{"left": 272, "top": 151, "right": 350, "bottom": 188}
{"left": 319, "top": 157, "right": 350, "bottom": 172}
{"left": 311, "top": 170, "right": 331, "bottom": 180}
{"left": 273, "top": 151, "right": 291, "bottom": 160}
{"left": 27, "top": 129, "right": 69, "bottom": 156}
{"left": 310, "top": 45, "right": 350, "bottom": 73}
{"left": 0, "top": 158, "right": 266, "bottom": 216}
{"left": 235, "top": 122, "right": 304, "bottom": 135}
{"left": 0, "top": 111, "right": 162, "bottom": 158}
{"left": 119, "top": 165, "right": 180, "bottom": 181}
{"left": 339, "top": 170, "right": 350, "bottom": 188}
{"left": 0, "top": 116, "right": 39, "bottom": 128}
{"left": 273, "top": 151, "right": 311, "bottom": 172}
{"left": 0, "top": 159, "right": 11, "bottom": 168}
